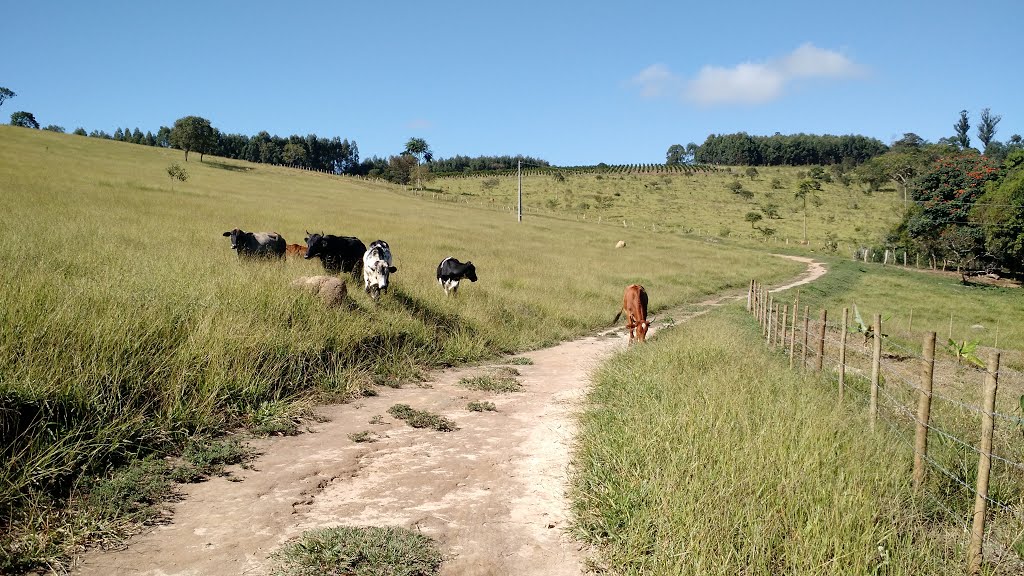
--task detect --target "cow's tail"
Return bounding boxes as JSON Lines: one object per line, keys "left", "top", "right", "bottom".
{"left": 613, "top": 309, "right": 623, "bottom": 324}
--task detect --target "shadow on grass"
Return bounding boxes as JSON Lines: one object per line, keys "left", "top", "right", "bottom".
{"left": 204, "top": 161, "right": 252, "bottom": 173}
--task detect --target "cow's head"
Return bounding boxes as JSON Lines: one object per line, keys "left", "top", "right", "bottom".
{"left": 635, "top": 320, "right": 650, "bottom": 343}
{"left": 464, "top": 262, "right": 478, "bottom": 282}
{"left": 222, "top": 228, "right": 245, "bottom": 251}
{"left": 370, "top": 260, "right": 398, "bottom": 290}
{"left": 304, "top": 231, "right": 325, "bottom": 260}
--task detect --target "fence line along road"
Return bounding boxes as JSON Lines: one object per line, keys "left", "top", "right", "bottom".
{"left": 748, "top": 281, "right": 1024, "bottom": 575}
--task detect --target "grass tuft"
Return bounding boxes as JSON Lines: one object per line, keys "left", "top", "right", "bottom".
{"left": 387, "top": 404, "right": 458, "bottom": 432}
{"left": 457, "top": 375, "right": 523, "bottom": 393}
{"left": 269, "top": 525, "right": 442, "bottom": 576}
{"left": 467, "top": 401, "right": 497, "bottom": 412}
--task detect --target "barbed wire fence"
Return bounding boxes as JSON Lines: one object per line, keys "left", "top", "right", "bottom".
{"left": 748, "top": 279, "right": 1024, "bottom": 575}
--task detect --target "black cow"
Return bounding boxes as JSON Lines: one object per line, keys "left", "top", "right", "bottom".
{"left": 222, "top": 228, "right": 286, "bottom": 259}
{"left": 304, "top": 231, "right": 366, "bottom": 276}
{"left": 436, "top": 257, "right": 477, "bottom": 296}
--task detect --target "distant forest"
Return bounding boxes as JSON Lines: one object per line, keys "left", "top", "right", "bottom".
{"left": 690, "top": 133, "right": 888, "bottom": 166}
{"left": 66, "top": 122, "right": 893, "bottom": 176}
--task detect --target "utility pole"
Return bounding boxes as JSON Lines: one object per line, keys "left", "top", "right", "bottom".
{"left": 517, "top": 159, "right": 522, "bottom": 222}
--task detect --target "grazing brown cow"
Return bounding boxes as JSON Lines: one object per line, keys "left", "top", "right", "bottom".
{"left": 613, "top": 284, "right": 650, "bottom": 343}
{"left": 285, "top": 243, "right": 306, "bottom": 258}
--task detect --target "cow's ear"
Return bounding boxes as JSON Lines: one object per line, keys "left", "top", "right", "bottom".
{"left": 388, "top": 266, "right": 398, "bottom": 274}
{"left": 223, "top": 231, "right": 231, "bottom": 237}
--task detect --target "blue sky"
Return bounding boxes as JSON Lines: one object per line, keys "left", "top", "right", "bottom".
{"left": 3, "top": 0, "right": 1021, "bottom": 166}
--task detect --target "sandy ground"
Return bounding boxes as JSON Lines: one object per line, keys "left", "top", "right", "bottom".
{"left": 72, "top": 256, "right": 825, "bottom": 576}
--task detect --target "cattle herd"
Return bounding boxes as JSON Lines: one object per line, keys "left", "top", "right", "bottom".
{"left": 222, "top": 228, "right": 649, "bottom": 342}
{"left": 222, "top": 227, "right": 477, "bottom": 301}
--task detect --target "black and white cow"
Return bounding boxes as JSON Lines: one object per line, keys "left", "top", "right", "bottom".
{"left": 304, "top": 232, "right": 366, "bottom": 276}
{"left": 436, "top": 257, "right": 477, "bottom": 296}
{"left": 222, "top": 228, "right": 286, "bottom": 259}
{"left": 362, "top": 240, "right": 397, "bottom": 299}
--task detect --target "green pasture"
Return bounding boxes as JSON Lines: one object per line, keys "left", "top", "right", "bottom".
{"left": 0, "top": 126, "right": 804, "bottom": 571}
{"left": 775, "top": 258, "right": 1024, "bottom": 370}
{"left": 571, "top": 307, "right": 999, "bottom": 575}
{"left": 428, "top": 164, "right": 904, "bottom": 254}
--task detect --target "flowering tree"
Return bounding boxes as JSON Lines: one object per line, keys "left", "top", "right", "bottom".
{"left": 908, "top": 153, "right": 999, "bottom": 279}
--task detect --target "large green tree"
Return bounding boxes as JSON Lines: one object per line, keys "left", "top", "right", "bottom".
{"left": 902, "top": 153, "right": 999, "bottom": 279}
{"left": 973, "top": 151, "right": 1024, "bottom": 275}
{"left": 10, "top": 111, "right": 39, "bottom": 129}
{"left": 169, "top": 116, "right": 215, "bottom": 162}
{"left": 404, "top": 137, "right": 432, "bottom": 163}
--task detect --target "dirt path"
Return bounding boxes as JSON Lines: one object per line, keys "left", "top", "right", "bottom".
{"left": 73, "top": 256, "right": 826, "bottom": 576}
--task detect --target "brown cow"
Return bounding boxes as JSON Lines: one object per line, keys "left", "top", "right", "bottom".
{"left": 613, "top": 284, "right": 650, "bottom": 343}
{"left": 285, "top": 243, "right": 306, "bottom": 258}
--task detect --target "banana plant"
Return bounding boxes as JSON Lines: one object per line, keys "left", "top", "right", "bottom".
{"left": 945, "top": 338, "right": 985, "bottom": 368}
{"left": 850, "top": 304, "right": 888, "bottom": 345}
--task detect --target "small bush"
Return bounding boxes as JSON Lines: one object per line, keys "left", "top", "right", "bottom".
{"left": 270, "top": 525, "right": 443, "bottom": 576}
{"left": 387, "top": 404, "right": 458, "bottom": 432}
{"left": 505, "top": 357, "right": 533, "bottom": 365}
{"left": 468, "top": 401, "right": 497, "bottom": 412}
{"left": 166, "top": 163, "right": 188, "bottom": 182}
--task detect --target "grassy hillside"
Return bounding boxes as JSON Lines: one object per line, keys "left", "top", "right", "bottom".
{"left": 425, "top": 164, "right": 904, "bottom": 254}
{"left": 0, "top": 126, "right": 805, "bottom": 570}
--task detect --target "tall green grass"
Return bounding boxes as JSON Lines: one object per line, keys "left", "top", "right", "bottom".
{"left": 571, "top": 307, "right": 963, "bottom": 575}
{"left": 0, "top": 127, "right": 805, "bottom": 569}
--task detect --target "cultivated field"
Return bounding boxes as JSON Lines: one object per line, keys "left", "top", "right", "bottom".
{"left": 0, "top": 127, "right": 803, "bottom": 571}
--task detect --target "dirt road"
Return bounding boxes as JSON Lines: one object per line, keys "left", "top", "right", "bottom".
{"left": 74, "top": 256, "right": 825, "bottom": 576}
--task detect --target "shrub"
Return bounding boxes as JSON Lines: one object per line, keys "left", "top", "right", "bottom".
{"left": 167, "top": 163, "right": 188, "bottom": 182}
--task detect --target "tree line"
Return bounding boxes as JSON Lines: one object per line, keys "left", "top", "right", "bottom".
{"left": 672, "top": 132, "right": 889, "bottom": 166}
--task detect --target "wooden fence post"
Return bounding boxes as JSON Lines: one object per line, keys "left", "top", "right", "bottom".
{"left": 774, "top": 304, "right": 782, "bottom": 346}
{"left": 839, "top": 308, "right": 848, "bottom": 402}
{"left": 870, "top": 314, "right": 882, "bottom": 431}
{"left": 801, "top": 306, "right": 810, "bottom": 369}
{"left": 789, "top": 303, "right": 798, "bottom": 369}
{"left": 967, "top": 351, "right": 1000, "bottom": 576}
{"left": 781, "top": 304, "right": 789, "bottom": 351}
{"left": 767, "top": 301, "right": 775, "bottom": 345}
{"left": 747, "top": 280, "right": 754, "bottom": 312}
{"left": 815, "top": 309, "right": 827, "bottom": 371}
{"left": 913, "top": 332, "right": 936, "bottom": 491}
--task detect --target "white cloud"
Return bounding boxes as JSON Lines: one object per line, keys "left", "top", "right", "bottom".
{"left": 780, "top": 43, "right": 865, "bottom": 78}
{"left": 687, "top": 63, "right": 786, "bottom": 105}
{"left": 632, "top": 44, "right": 865, "bottom": 107}
{"left": 630, "top": 64, "right": 680, "bottom": 98}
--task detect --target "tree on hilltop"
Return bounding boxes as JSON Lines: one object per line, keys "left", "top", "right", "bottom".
{"left": 977, "top": 107, "right": 1001, "bottom": 151}
{"left": 0, "top": 87, "right": 15, "bottom": 109}
{"left": 954, "top": 110, "right": 971, "bottom": 150}
{"left": 170, "top": 116, "right": 215, "bottom": 162}
{"left": 10, "top": 111, "right": 39, "bottom": 129}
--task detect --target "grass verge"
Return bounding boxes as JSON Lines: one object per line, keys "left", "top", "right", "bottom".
{"left": 570, "top": 305, "right": 966, "bottom": 575}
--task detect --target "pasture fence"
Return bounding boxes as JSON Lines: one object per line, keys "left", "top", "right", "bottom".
{"left": 747, "top": 280, "right": 1024, "bottom": 574}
